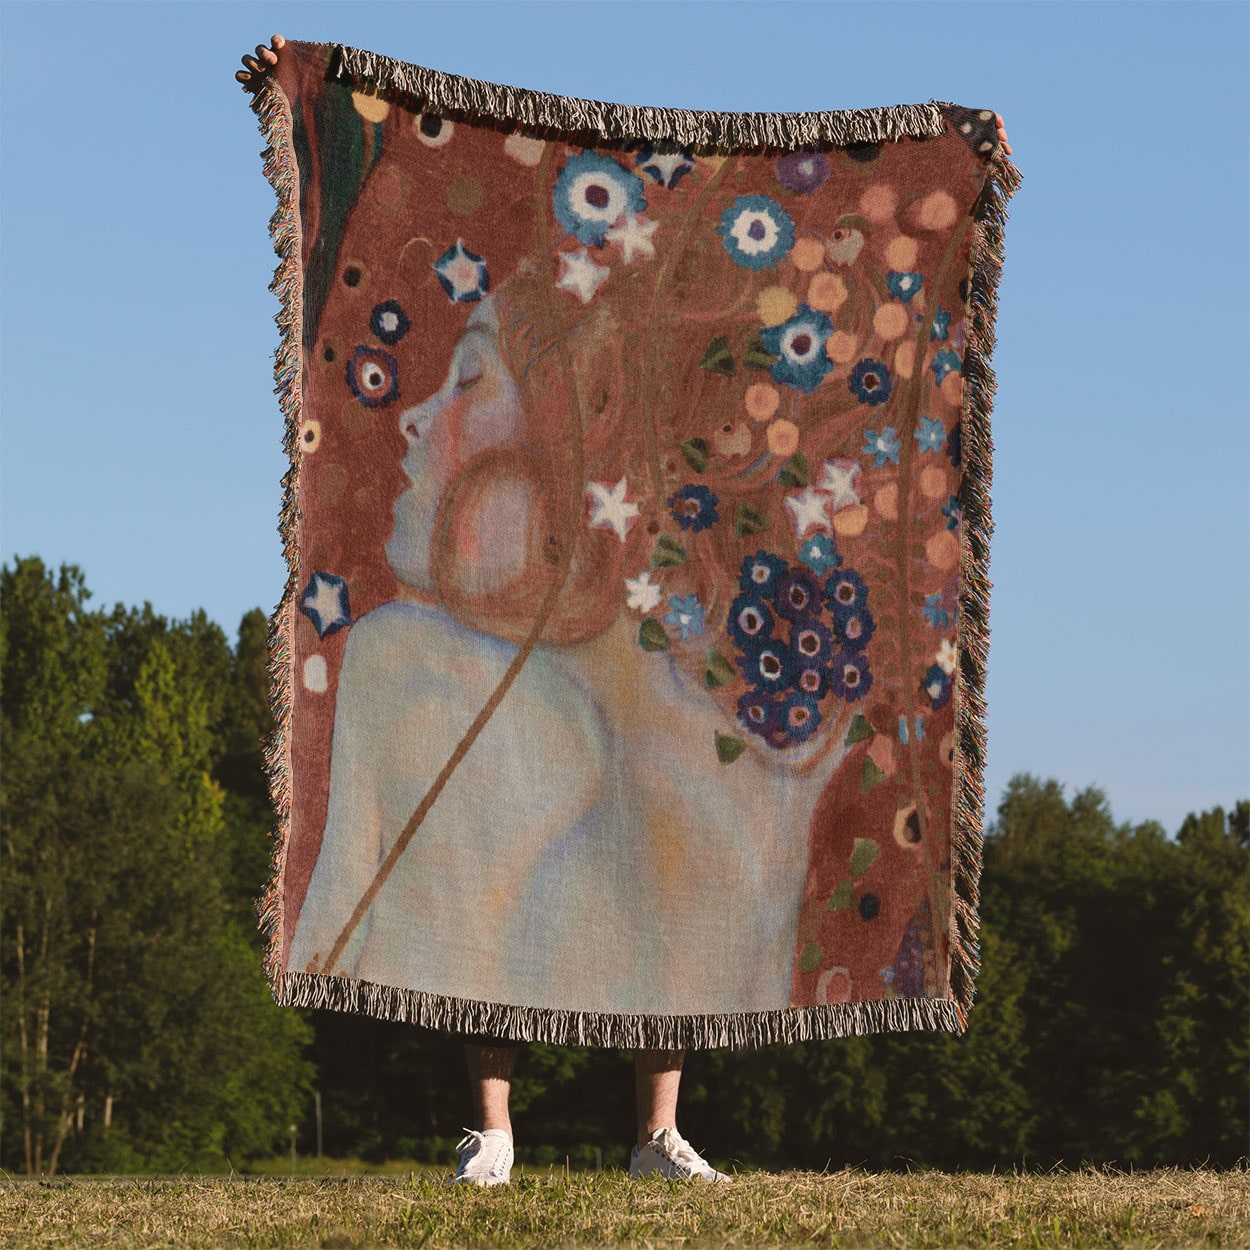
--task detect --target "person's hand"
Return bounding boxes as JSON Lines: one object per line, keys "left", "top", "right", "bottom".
{"left": 995, "top": 113, "right": 1013, "bottom": 156}
{"left": 236, "top": 34, "right": 286, "bottom": 89}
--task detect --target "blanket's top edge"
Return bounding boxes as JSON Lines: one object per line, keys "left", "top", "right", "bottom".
{"left": 324, "top": 40, "right": 961, "bottom": 150}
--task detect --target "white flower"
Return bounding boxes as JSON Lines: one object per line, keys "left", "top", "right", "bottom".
{"left": 585, "top": 476, "right": 639, "bottom": 542}
{"left": 816, "top": 458, "right": 862, "bottom": 511}
{"left": 936, "top": 638, "right": 957, "bottom": 675}
{"left": 625, "top": 571, "right": 663, "bottom": 613}
{"left": 784, "top": 486, "right": 832, "bottom": 537}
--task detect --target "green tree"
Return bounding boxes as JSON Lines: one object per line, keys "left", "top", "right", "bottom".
{"left": 0, "top": 558, "right": 313, "bottom": 1173}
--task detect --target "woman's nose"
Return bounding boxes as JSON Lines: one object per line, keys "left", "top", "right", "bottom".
{"left": 400, "top": 392, "right": 444, "bottom": 443}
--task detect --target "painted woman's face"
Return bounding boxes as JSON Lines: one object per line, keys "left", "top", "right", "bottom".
{"left": 398, "top": 296, "right": 523, "bottom": 480}
{"left": 386, "top": 296, "right": 524, "bottom": 590}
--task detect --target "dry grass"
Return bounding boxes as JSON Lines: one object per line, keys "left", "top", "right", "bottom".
{"left": 1, "top": 1166, "right": 1246, "bottom": 1248}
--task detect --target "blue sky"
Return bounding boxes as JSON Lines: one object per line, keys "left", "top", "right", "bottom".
{"left": 2, "top": 0, "right": 1247, "bottom": 834}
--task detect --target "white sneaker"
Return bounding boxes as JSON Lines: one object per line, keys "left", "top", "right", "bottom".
{"left": 629, "top": 1127, "right": 730, "bottom": 1181}
{"left": 452, "top": 1127, "right": 513, "bottom": 1186}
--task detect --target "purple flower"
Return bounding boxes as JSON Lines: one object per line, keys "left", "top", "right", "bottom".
{"left": 737, "top": 689, "right": 782, "bottom": 740}
{"left": 346, "top": 346, "right": 399, "bottom": 408}
{"left": 831, "top": 651, "right": 873, "bottom": 702}
{"left": 832, "top": 606, "right": 876, "bottom": 650}
{"left": 776, "top": 150, "right": 830, "bottom": 194}
{"left": 370, "top": 300, "right": 410, "bottom": 344}
{"left": 773, "top": 568, "right": 823, "bottom": 620}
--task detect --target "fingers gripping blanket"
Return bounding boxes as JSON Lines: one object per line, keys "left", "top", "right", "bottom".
{"left": 248, "top": 41, "right": 1019, "bottom": 1048}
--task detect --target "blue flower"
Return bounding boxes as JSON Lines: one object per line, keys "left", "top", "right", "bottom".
{"left": 773, "top": 568, "right": 823, "bottom": 620}
{"left": 663, "top": 593, "right": 705, "bottom": 640}
{"left": 634, "top": 143, "right": 695, "bottom": 189}
{"left": 888, "top": 271, "right": 923, "bottom": 302}
{"left": 831, "top": 651, "right": 873, "bottom": 702}
{"left": 727, "top": 593, "right": 774, "bottom": 647}
{"left": 930, "top": 308, "right": 951, "bottom": 341}
{"left": 921, "top": 663, "right": 952, "bottom": 710}
{"left": 554, "top": 150, "right": 647, "bottom": 246}
{"left": 738, "top": 550, "right": 788, "bottom": 597}
{"left": 922, "top": 592, "right": 950, "bottom": 629}
{"left": 832, "top": 605, "right": 876, "bottom": 650}
{"left": 346, "top": 346, "right": 399, "bottom": 408}
{"left": 433, "top": 240, "right": 490, "bottom": 302}
{"left": 914, "top": 415, "right": 945, "bottom": 454}
{"left": 738, "top": 636, "right": 794, "bottom": 692}
{"left": 300, "top": 571, "right": 351, "bottom": 638}
{"left": 760, "top": 304, "right": 835, "bottom": 393}
{"left": 668, "top": 483, "right": 719, "bottom": 532}
{"left": 862, "top": 427, "right": 902, "bottom": 467}
{"left": 824, "top": 568, "right": 869, "bottom": 615}
{"left": 799, "top": 533, "right": 841, "bottom": 575}
{"left": 790, "top": 615, "right": 835, "bottom": 665}
{"left": 370, "top": 300, "right": 410, "bottom": 344}
{"left": 942, "top": 495, "right": 962, "bottom": 531}
{"left": 849, "top": 359, "right": 893, "bottom": 406}
{"left": 776, "top": 150, "right": 830, "bottom": 194}
{"left": 931, "top": 348, "right": 962, "bottom": 385}
{"left": 717, "top": 194, "right": 795, "bottom": 269}
{"left": 776, "top": 691, "right": 823, "bottom": 744}
{"left": 947, "top": 421, "right": 963, "bottom": 467}
{"left": 737, "top": 689, "right": 782, "bottom": 740}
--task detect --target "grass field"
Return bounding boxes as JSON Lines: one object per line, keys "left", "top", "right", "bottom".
{"left": 1, "top": 1166, "right": 1247, "bottom": 1249}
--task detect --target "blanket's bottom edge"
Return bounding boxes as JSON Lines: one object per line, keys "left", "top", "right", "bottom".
{"left": 277, "top": 969, "right": 963, "bottom": 1049}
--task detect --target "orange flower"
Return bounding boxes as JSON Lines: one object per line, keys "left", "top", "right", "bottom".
{"left": 745, "top": 383, "right": 781, "bottom": 423}
{"left": 767, "top": 418, "right": 800, "bottom": 457}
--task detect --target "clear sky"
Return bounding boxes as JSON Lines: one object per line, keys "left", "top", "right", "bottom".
{"left": 2, "top": 0, "right": 1247, "bottom": 835}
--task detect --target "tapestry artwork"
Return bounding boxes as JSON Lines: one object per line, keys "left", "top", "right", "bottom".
{"left": 249, "top": 41, "right": 1019, "bottom": 1048}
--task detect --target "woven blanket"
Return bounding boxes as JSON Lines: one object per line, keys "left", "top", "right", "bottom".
{"left": 248, "top": 41, "right": 1019, "bottom": 1048}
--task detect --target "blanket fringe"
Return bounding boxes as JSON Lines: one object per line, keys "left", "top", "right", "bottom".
{"left": 950, "top": 150, "right": 1022, "bottom": 1028}
{"left": 278, "top": 970, "right": 962, "bottom": 1049}
{"left": 249, "top": 77, "right": 305, "bottom": 993}
{"left": 329, "top": 43, "right": 946, "bottom": 150}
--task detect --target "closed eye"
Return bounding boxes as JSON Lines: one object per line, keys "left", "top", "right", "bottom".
{"left": 456, "top": 374, "right": 482, "bottom": 392}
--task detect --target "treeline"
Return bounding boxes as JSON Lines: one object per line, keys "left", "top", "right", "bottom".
{"left": 1, "top": 557, "right": 1246, "bottom": 1174}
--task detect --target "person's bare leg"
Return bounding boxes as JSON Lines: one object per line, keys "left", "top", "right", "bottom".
{"left": 635, "top": 1048, "right": 684, "bottom": 1147}
{"left": 464, "top": 1044, "right": 517, "bottom": 1138}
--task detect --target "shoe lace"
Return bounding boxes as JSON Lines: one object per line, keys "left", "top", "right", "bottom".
{"left": 662, "top": 1129, "right": 710, "bottom": 1176}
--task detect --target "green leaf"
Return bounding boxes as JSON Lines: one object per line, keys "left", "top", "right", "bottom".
{"left": 850, "top": 837, "right": 879, "bottom": 878}
{"left": 845, "top": 713, "right": 874, "bottom": 744}
{"left": 861, "top": 757, "right": 886, "bottom": 792}
{"left": 734, "top": 501, "right": 769, "bottom": 536}
{"left": 700, "top": 335, "right": 735, "bottom": 376}
{"left": 714, "top": 731, "right": 747, "bottom": 764}
{"left": 798, "top": 942, "right": 823, "bottom": 974}
{"left": 704, "top": 650, "right": 736, "bottom": 689}
{"left": 652, "top": 534, "right": 688, "bottom": 568}
{"left": 827, "top": 879, "right": 854, "bottom": 911}
{"left": 743, "top": 334, "right": 779, "bottom": 371}
{"left": 639, "top": 618, "right": 670, "bottom": 652}
{"left": 778, "top": 450, "right": 810, "bottom": 488}
{"left": 679, "top": 438, "right": 709, "bottom": 473}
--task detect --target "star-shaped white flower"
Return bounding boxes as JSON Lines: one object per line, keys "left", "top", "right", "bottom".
{"left": 556, "top": 248, "right": 610, "bottom": 304}
{"left": 586, "top": 476, "right": 639, "bottom": 542}
{"left": 936, "top": 638, "right": 957, "bottom": 676}
{"left": 816, "top": 458, "right": 862, "bottom": 512}
{"left": 605, "top": 213, "right": 659, "bottom": 263}
{"left": 300, "top": 571, "right": 352, "bottom": 639}
{"left": 624, "top": 570, "right": 663, "bottom": 613}
{"left": 641, "top": 149, "right": 695, "bottom": 188}
{"left": 784, "top": 486, "right": 832, "bottom": 538}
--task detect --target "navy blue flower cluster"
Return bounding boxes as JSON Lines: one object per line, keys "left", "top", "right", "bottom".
{"left": 729, "top": 549, "right": 874, "bottom": 748}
